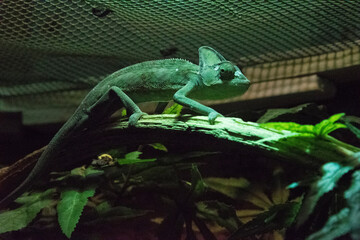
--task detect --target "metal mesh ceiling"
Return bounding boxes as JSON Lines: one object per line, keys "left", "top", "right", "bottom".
{"left": 0, "top": 0, "right": 359, "bottom": 119}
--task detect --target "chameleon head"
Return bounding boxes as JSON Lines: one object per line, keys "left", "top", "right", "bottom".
{"left": 198, "top": 46, "right": 250, "bottom": 96}
{"left": 218, "top": 61, "right": 250, "bottom": 90}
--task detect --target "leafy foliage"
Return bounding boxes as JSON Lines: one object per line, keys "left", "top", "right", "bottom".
{"left": 260, "top": 113, "right": 346, "bottom": 137}
{"left": 190, "top": 164, "right": 207, "bottom": 198}
{"left": 343, "top": 115, "right": 360, "bottom": 139}
{"left": 296, "top": 162, "right": 353, "bottom": 227}
{"left": 257, "top": 103, "right": 311, "bottom": 123}
{"left": 313, "top": 113, "right": 347, "bottom": 137}
{"left": 57, "top": 165, "right": 102, "bottom": 238}
{"left": 196, "top": 201, "right": 240, "bottom": 232}
{"left": 157, "top": 164, "right": 220, "bottom": 240}
{"left": 306, "top": 208, "right": 351, "bottom": 240}
{"left": 94, "top": 203, "right": 150, "bottom": 222}
{"left": 57, "top": 189, "right": 95, "bottom": 238}
{"left": 2, "top": 111, "right": 360, "bottom": 239}
{"left": 344, "top": 170, "right": 360, "bottom": 239}
{"left": 296, "top": 152, "right": 360, "bottom": 239}
{"left": 305, "top": 170, "right": 360, "bottom": 240}
{"left": 0, "top": 189, "right": 54, "bottom": 234}
{"left": 205, "top": 177, "right": 272, "bottom": 209}
{"left": 148, "top": 143, "right": 168, "bottom": 152}
{"left": 117, "top": 151, "right": 156, "bottom": 165}
{"left": 162, "top": 102, "right": 183, "bottom": 114}
{"left": 14, "top": 188, "right": 55, "bottom": 205}
{"left": 229, "top": 202, "right": 301, "bottom": 239}
{"left": 205, "top": 174, "right": 300, "bottom": 239}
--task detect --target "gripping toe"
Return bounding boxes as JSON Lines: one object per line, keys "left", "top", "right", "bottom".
{"left": 208, "top": 111, "right": 222, "bottom": 125}
{"left": 129, "top": 112, "right": 147, "bottom": 126}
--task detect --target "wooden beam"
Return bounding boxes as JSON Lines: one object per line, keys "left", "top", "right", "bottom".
{"left": 243, "top": 45, "right": 360, "bottom": 82}
{"left": 201, "top": 75, "right": 335, "bottom": 110}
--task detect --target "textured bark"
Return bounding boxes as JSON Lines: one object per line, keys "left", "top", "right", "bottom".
{"left": 0, "top": 114, "right": 357, "bottom": 197}
{"left": 69, "top": 114, "right": 357, "bottom": 166}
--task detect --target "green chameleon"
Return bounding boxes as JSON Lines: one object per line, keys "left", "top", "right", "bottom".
{"left": 0, "top": 46, "right": 250, "bottom": 208}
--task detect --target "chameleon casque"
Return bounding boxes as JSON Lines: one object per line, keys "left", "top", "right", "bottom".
{"left": 0, "top": 46, "right": 250, "bottom": 208}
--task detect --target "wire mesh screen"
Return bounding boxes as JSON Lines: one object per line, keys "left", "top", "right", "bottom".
{"left": 0, "top": 0, "right": 359, "bottom": 121}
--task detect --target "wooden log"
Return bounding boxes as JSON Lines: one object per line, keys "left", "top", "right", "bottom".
{"left": 1, "top": 114, "right": 358, "bottom": 198}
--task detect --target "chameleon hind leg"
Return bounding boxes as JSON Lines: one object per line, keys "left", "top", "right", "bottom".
{"left": 86, "top": 86, "right": 146, "bottom": 126}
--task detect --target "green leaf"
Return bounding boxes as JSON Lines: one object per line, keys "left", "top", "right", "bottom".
{"left": 57, "top": 189, "right": 96, "bottom": 238}
{"left": 344, "top": 170, "right": 360, "bottom": 239}
{"left": 196, "top": 200, "right": 240, "bottom": 232}
{"left": 125, "top": 151, "right": 141, "bottom": 160}
{"left": 306, "top": 208, "right": 350, "bottom": 240}
{"left": 15, "top": 188, "right": 55, "bottom": 205}
{"left": 260, "top": 122, "right": 314, "bottom": 135}
{"left": 345, "top": 121, "right": 360, "bottom": 139}
{"left": 345, "top": 170, "right": 360, "bottom": 201}
{"left": 129, "top": 152, "right": 215, "bottom": 186}
{"left": 204, "top": 177, "right": 273, "bottom": 209}
{"left": 313, "top": 113, "right": 346, "bottom": 137}
{"left": 257, "top": 103, "right": 311, "bottom": 123}
{"left": 296, "top": 162, "right": 353, "bottom": 227}
{"left": 271, "top": 179, "right": 290, "bottom": 205}
{"left": 260, "top": 113, "right": 347, "bottom": 137}
{"left": 84, "top": 166, "right": 104, "bottom": 176}
{"left": 162, "top": 102, "right": 183, "bottom": 115}
{"left": 121, "top": 108, "right": 127, "bottom": 117}
{"left": 148, "top": 143, "right": 168, "bottom": 152}
{"left": 343, "top": 116, "right": 360, "bottom": 139}
{"left": 229, "top": 201, "right": 301, "bottom": 239}
{"left": 97, "top": 205, "right": 150, "bottom": 220}
{"left": 287, "top": 182, "right": 300, "bottom": 189}
{"left": 89, "top": 203, "right": 151, "bottom": 222}
{"left": 69, "top": 165, "right": 104, "bottom": 178}
{"left": 95, "top": 201, "right": 112, "bottom": 214}
{"left": 83, "top": 203, "right": 150, "bottom": 226}
{"left": 327, "top": 113, "right": 345, "bottom": 123}
{"left": 70, "top": 166, "right": 86, "bottom": 177}
{"left": 117, "top": 151, "right": 156, "bottom": 165}
{"left": 0, "top": 191, "right": 54, "bottom": 233}
{"left": 205, "top": 177, "right": 250, "bottom": 188}
{"left": 191, "top": 164, "right": 207, "bottom": 198}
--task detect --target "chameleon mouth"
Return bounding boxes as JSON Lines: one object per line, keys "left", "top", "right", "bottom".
{"left": 230, "top": 76, "right": 250, "bottom": 88}
{"left": 233, "top": 71, "right": 250, "bottom": 85}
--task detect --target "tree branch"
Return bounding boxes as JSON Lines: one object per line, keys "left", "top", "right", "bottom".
{"left": 1, "top": 114, "right": 357, "bottom": 197}
{"left": 70, "top": 114, "right": 357, "bottom": 166}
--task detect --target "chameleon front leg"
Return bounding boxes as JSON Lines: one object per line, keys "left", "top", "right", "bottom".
{"left": 86, "top": 86, "right": 146, "bottom": 126}
{"left": 173, "top": 81, "right": 222, "bottom": 124}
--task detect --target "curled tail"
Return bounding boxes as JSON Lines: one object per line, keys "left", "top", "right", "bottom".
{"left": 0, "top": 147, "right": 52, "bottom": 208}
{"left": 0, "top": 118, "right": 77, "bottom": 209}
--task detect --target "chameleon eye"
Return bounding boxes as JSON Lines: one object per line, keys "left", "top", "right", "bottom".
{"left": 219, "top": 63, "right": 236, "bottom": 81}
{"left": 220, "top": 70, "right": 234, "bottom": 81}
{"left": 218, "top": 61, "right": 236, "bottom": 81}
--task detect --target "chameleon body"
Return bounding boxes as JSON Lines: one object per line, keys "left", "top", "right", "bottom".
{"left": 0, "top": 46, "right": 250, "bottom": 208}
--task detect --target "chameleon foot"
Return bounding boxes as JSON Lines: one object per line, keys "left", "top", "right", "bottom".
{"left": 129, "top": 112, "right": 147, "bottom": 126}
{"left": 208, "top": 111, "right": 223, "bottom": 125}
